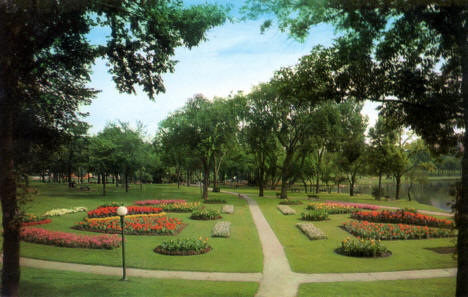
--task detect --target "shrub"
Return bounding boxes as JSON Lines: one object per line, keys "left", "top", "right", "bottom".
{"left": 351, "top": 210, "right": 454, "bottom": 229}
{"left": 212, "top": 221, "right": 231, "bottom": 237}
{"left": 279, "top": 199, "right": 303, "bottom": 205}
{"left": 43, "top": 207, "right": 88, "bottom": 217}
{"left": 296, "top": 223, "right": 327, "bottom": 240}
{"left": 337, "top": 237, "right": 389, "bottom": 257}
{"left": 277, "top": 205, "right": 296, "bottom": 215}
{"left": 203, "top": 198, "right": 227, "bottom": 204}
{"left": 135, "top": 199, "right": 186, "bottom": 206}
{"left": 74, "top": 215, "right": 185, "bottom": 235}
{"left": 300, "top": 210, "right": 329, "bottom": 221}
{"left": 21, "top": 228, "right": 121, "bottom": 249}
{"left": 154, "top": 238, "right": 211, "bottom": 255}
{"left": 190, "top": 207, "right": 222, "bottom": 220}
{"left": 222, "top": 204, "right": 234, "bottom": 214}
{"left": 342, "top": 221, "right": 455, "bottom": 240}
{"left": 87, "top": 206, "right": 163, "bottom": 218}
{"left": 21, "top": 214, "right": 51, "bottom": 227}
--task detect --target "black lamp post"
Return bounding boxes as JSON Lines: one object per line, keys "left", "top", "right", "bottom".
{"left": 117, "top": 206, "right": 128, "bottom": 281}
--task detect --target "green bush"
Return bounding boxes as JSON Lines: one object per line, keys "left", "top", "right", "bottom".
{"left": 300, "top": 209, "right": 329, "bottom": 221}
{"left": 337, "top": 237, "right": 389, "bottom": 257}
{"left": 203, "top": 198, "right": 226, "bottom": 204}
{"left": 155, "top": 238, "right": 211, "bottom": 255}
{"left": 190, "top": 207, "right": 222, "bottom": 220}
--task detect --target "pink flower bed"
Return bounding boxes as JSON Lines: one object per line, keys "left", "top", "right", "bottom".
{"left": 325, "top": 201, "right": 379, "bottom": 210}
{"left": 21, "top": 219, "right": 51, "bottom": 227}
{"left": 135, "top": 199, "right": 186, "bottom": 206}
{"left": 20, "top": 228, "right": 121, "bottom": 249}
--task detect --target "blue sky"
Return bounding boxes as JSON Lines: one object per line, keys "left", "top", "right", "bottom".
{"left": 80, "top": 2, "right": 379, "bottom": 136}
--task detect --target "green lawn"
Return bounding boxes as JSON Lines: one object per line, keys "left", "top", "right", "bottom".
{"left": 228, "top": 187, "right": 456, "bottom": 274}
{"left": 19, "top": 267, "right": 258, "bottom": 297}
{"left": 16, "top": 183, "right": 263, "bottom": 273}
{"left": 297, "top": 278, "right": 455, "bottom": 297}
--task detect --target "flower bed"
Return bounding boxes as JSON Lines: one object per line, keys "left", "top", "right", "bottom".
{"left": 279, "top": 199, "right": 303, "bottom": 205}
{"left": 277, "top": 205, "right": 296, "bottom": 215}
{"left": 135, "top": 199, "right": 186, "bottom": 206}
{"left": 21, "top": 214, "right": 51, "bottom": 227}
{"left": 325, "top": 201, "right": 380, "bottom": 210}
{"left": 212, "top": 221, "right": 231, "bottom": 237}
{"left": 300, "top": 210, "right": 329, "bottom": 221}
{"left": 154, "top": 238, "right": 211, "bottom": 255}
{"left": 87, "top": 206, "right": 163, "bottom": 218}
{"left": 85, "top": 212, "right": 167, "bottom": 223}
{"left": 190, "top": 207, "right": 221, "bottom": 220}
{"left": 306, "top": 203, "right": 354, "bottom": 214}
{"left": 296, "top": 223, "right": 327, "bottom": 240}
{"left": 342, "top": 221, "right": 455, "bottom": 240}
{"left": 336, "top": 237, "right": 390, "bottom": 257}
{"left": 21, "top": 228, "right": 121, "bottom": 249}
{"left": 74, "top": 216, "right": 185, "bottom": 235}
{"left": 351, "top": 210, "right": 454, "bottom": 229}
{"left": 160, "top": 202, "right": 200, "bottom": 213}
{"left": 43, "top": 207, "right": 88, "bottom": 217}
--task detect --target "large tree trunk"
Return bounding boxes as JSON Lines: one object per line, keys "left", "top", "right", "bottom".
{"left": 457, "top": 27, "right": 468, "bottom": 297}
{"left": 177, "top": 165, "right": 181, "bottom": 189}
{"left": 258, "top": 165, "right": 265, "bottom": 197}
{"left": 212, "top": 157, "right": 217, "bottom": 192}
{"left": 102, "top": 173, "right": 106, "bottom": 196}
{"left": 349, "top": 175, "right": 355, "bottom": 197}
{"left": 315, "top": 174, "right": 320, "bottom": 194}
{"left": 202, "top": 159, "right": 209, "bottom": 200}
{"left": 125, "top": 172, "right": 129, "bottom": 193}
{"left": 0, "top": 91, "right": 20, "bottom": 297}
{"left": 395, "top": 175, "right": 401, "bottom": 200}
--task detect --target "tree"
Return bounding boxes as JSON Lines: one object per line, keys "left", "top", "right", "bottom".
{"left": 0, "top": 2, "right": 226, "bottom": 295}
{"left": 368, "top": 116, "right": 398, "bottom": 200}
{"left": 243, "top": 2, "right": 468, "bottom": 293}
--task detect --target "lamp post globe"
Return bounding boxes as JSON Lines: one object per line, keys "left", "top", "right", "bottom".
{"left": 117, "top": 205, "right": 128, "bottom": 281}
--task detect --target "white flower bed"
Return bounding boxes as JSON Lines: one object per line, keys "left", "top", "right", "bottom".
{"left": 222, "top": 204, "right": 234, "bottom": 214}
{"left": 296, "top": 223, "right": 327, "bottom": 240}
{"left": 211, "top": 221, "right": 231, "bottom": 238}
{"left": 277, "top": 205, "right": 296, "bottom": 215}
{"left": 43, "top": 207, "right": 88, "bottom": 217}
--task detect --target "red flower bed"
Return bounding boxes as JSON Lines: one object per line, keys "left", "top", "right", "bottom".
{"left": 342, "top": 220, "right": 455, "bottom": 240}
{"left": 87, "top": 206, "right": 163, "bottom": 218}
{"left": 135, "top": 199, "right": 186, "bottom": 205}
{"left": 20, "top": 228, "right": 121, "bottom": 249}
{"left": 74, "top": 216, "right": 185, "bottom": 235}
{"left": 351, "top": 210, "right": 454, "bottom": 229}
{"left": 21, "top": 219, "right": 51, "bottom": 227}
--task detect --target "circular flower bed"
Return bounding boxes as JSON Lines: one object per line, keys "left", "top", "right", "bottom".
{"left": 306, "top": 203, "right": 353, "bottom": 214}
{"left": 336, "top": 237, "right": 391, "bottom": 258}
{"left": 87, "top": 206, "right": 163, "bottom": 218}
{"left": 21, "top": 214, "right": 51, "bottom": 227}
{"left": 190, "top": 207, "right": 221, "bottom": 220}
{"left": 74, "top": 214, "right": 185, "bottom": 235}
{"left": 279, "top": 199, "right": 303, "bottom": 205}
{"left": 351, "top": 210, "right": 454, "bottom": 229}
{"left": 154, "top": 238, "right": 211, "bottom": 256}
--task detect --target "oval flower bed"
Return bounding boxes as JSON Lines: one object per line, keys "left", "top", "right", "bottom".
{"left": 21, "top": 228, "right": 121, "bottom": 249}
{"left": 325, "top": 201, "right": 380, "bottom": 210}
{"left": 342, "top": 220, "right": 455, "bottom": 240}
{"left": 306, "top": 203, "right": 354, "bottom": 214}
{"left": 87, "top": 206, "right": 163, "bottom": 218}
{"left": 43, "top": 207, "right": 87, "bottom": 217}
{"left": 351, "top": 210, "right": 454, "bottom": 229}
{"left": 190, "top": 207, "right": 221, "bottom": 220}
{"left": 154, "top": 238, "right": 211, "bottom": 256}
{"left": 74, "top": 215, "right": 185, "bottom": 235}
{"left": 135, "top": 199, "right": 186, "bottom": 206}
{"left": 21, "top": 214, "right": 51, "bottom": 227}
{"left": 336, "top": 237, "right": 390, "bottom": 257}
{"left": 159, "top": 202, "right": 200, "bottom": 213}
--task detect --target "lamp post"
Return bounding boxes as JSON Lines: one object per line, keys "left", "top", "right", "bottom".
{"left": 117, "top": 206, "right": 128, "bottom": 281}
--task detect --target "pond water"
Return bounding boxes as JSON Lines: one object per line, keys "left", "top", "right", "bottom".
{"left": 338, "top": 179, "right": 459, "bottom": 211}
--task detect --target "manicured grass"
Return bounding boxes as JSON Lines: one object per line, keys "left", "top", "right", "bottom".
{"left": 297, "top": 278, "right": 455, "bottom": 297}
{"left": 228, "top": 186, "right": 451, "bottom": 213}
{"left": 230, "top": 188, "right": 456, "bottom": 274}
{"left": 19, "top": 267, "right": 258, "bottom": 297}
{"left": 16, "top": 183, "right": 262, "bottom": 273}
